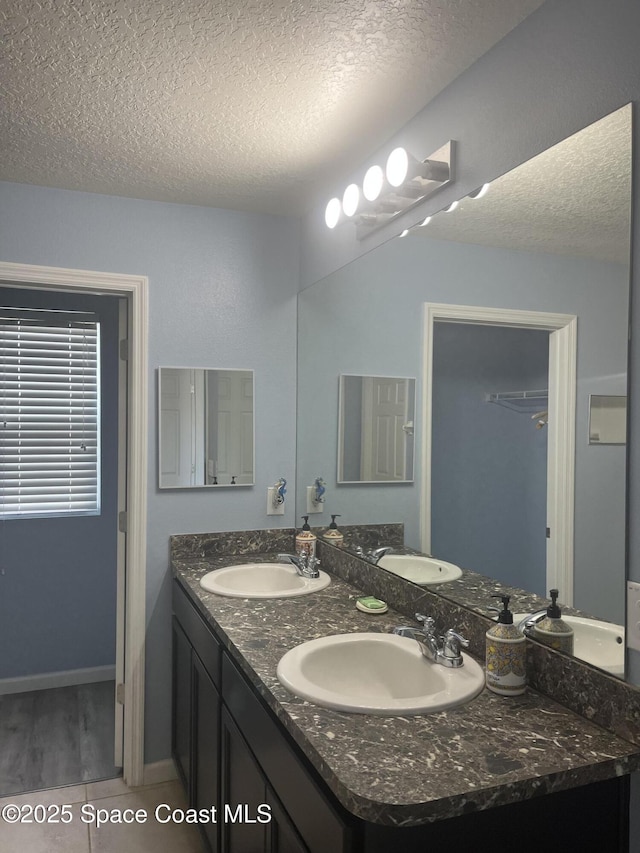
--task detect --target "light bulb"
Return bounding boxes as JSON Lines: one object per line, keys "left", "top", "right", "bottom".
{"left": 468, "top": 183, "right": 490, "bottom": 200}
{"left": 325, "top": 197, "right": 341, "bottom": 229}
{"left": 419, "top": 216, "right": 432, "bottom": 227}
{"left": 342, "top": 183, "right": 360, "bottom": 217}
{"left": 444, "top": 200, "right": 459, "bottom": 213}
{"left": 363, "top": 165, "right": 384, "bottom": 201}
{"left": 386, "top": 147, "right": 409, "bottom": 188}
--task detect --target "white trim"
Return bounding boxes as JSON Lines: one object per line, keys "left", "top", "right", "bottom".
{"left": 421, "top": 302, "right": 577, "bottom": 604}
{"left": 0, "top": 261, "right": 148, "bottom": 787}
{"left": 142, "top": 759, "right": 178, "bottom": 787}
{"left": 0, "top": 665, "right": 116, "bottom": 696}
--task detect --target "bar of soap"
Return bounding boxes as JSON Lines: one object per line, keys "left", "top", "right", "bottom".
{"left": 356, "top": 596, "right": 388, "bottom": 614}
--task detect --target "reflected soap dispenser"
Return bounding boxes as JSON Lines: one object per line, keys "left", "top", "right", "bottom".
{"left": 532, "top": 589, "right": 574, "bottom": 655}
{"left": 485, "top": 594, "right": 526, "bottom": 696}
{"left": 322, "top": 514, "right": 344, "bottom": 546}
{"left": 296, "top": 516, "right": 317, "bottom": 559}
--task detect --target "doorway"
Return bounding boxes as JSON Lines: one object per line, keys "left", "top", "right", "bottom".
{"left": 421, "top": 303, "right": 577, "bottom": 603}
{"left": 0, "top": 261, "right": 147, "bottom": 788}
{"left": 0, "top": 286, "right": 121, "bottom": 795}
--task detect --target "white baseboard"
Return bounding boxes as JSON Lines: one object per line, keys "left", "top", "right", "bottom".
{"left": 0, "top": 665, "right": 116, "bottom": 695}
{"left": 142, "top": 759, "right": 178, "bottom": 787}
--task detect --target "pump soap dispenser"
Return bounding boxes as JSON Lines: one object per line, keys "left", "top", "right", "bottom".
{"left": 322, "top": 514, "right": 344, "bottom": 546}
{"left": 486, "top": 594, "right": 526, "bottom": 696}
{"left": 295, "top": 516, "right": 317, "bottom": 559}
{"left": 532, "top": 589, "right": 574, "bottom": 655}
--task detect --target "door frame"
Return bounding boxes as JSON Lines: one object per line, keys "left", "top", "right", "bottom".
{"left": 422, "top": 302, "right": 577, "bottom": 603}
{"left": 0, "top": 260, "right": 148, "bottom": 786}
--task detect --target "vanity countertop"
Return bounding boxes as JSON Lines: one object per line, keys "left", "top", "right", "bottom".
{"left": 172, "top": 553, "right": 640, "bottom": 827}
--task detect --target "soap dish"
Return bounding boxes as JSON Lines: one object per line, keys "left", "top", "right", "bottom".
{"left": 356, "top": 596, "right": 388, "bottom": 614}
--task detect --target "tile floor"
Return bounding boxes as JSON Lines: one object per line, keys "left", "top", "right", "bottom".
{"left": 0, "top": 777, "right": 205, "bottom": 852}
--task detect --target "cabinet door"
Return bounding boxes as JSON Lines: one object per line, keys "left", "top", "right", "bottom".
{"left": 193, "top": 653, "right": 221, "bottom": 853}
{"left": 172, "top": 617, "right": 192, "bottom": 795}
{"left": 266, "top": 788, "right": 309, "bottom": 853}
{"left": 221, "top": 706, "right": 267, "bottom": 853}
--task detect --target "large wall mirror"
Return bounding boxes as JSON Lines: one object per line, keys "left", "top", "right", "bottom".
{"left": 159, "top": 367, "right": 254, "bottom": 488}
{"left": 296, "top": 104, "right": 631, "bottom": 677}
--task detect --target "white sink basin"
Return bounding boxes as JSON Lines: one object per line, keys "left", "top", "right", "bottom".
{"left": 377, "top": 554, "right": 463, "bottom": 585}
{"left": 277, "top": 632, "right": 484, "bottom": 715}
{"left": 200, "top": 562, "right": 330, "bottom": 599}
{"left": 514, "top": 613, "right": 624, "bottom": 677}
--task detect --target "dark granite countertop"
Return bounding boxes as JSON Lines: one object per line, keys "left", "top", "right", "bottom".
{"left": 172, "top": 553, "right": 640, "bottom": 826}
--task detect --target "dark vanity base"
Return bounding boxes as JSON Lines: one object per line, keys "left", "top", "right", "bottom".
{"left": 362, "top": 777, "right": 628, "bottom": 852}
{"left": 172, "top": 579, "right": 630, "bottom": 853}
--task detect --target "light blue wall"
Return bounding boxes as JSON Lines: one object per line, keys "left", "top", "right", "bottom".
{"left": 297, "top": 236, "right": 628, "bottom": 624}
{"left": 0, "top": 181, "right": 300, "bottom": 762}
{"left": 431, "top": 324, "right": 549, "bottom": 597}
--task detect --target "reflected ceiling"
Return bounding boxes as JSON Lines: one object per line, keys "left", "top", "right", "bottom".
{"left": 412, "top": 106, "right": 631, "bottom": 264}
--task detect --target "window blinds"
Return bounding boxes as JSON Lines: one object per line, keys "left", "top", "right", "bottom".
{"left": 0, "top": 309, "right": 100, "bottom": 517}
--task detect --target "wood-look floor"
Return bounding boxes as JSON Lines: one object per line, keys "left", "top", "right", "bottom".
{"left": 0, "top": 680, "right": 120, "bottom": 797}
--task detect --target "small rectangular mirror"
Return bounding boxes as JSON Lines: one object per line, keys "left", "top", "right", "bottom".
{"left": 588, "top": 394, "right": 627, "bottom": 445}
{"left": 337, "top": 374, "right": 416, "bottom": 484}
{"left": 159, "top": 367, "right": 254, "bottom": 488}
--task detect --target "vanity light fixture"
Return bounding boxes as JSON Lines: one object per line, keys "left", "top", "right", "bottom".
{"left": 399, "top": 229, "right": 410, "bottom": 238}
{"left": 443, "top": 200, "right": 459, "bottom": 213}
{"left": 419, "top": 215, "right": 432, "bottom": 226}
{"left": 324, "top": 141, "right": 454, "bottom": 239}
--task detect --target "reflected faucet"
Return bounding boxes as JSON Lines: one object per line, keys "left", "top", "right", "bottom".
{"left": 353, "top": 545, "right": 393, "bottom": 564}
{"left": 516, "top": 610, "right": 547, "bottom": 636}
{"left": 277, "top": 553, "right": 320, "bottom": 580}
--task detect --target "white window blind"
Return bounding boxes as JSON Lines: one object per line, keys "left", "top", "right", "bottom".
{"left": 0, "top": 309, "right": 101, "bottom": 517}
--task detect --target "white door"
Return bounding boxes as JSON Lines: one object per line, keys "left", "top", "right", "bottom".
{"left": 212, "top": 371, "right": 253, "bottom": 485}
{"left": 160, "top": 368, "right": 195, "bottom": 487}
{"left": 361, "top": 377, "right": 410, "bottom": 480}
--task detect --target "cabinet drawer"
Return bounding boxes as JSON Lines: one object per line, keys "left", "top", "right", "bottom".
{"left": 173, "top": 581, "right": 221, "bottom": 687}
{"left": 222, "top": 653, "right": 350, "bottom": 853}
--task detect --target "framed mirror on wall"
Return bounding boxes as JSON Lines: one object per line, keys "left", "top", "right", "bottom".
{"left": 337, "top": 375, "right": 416, "bottom": 484}
{"left": 296, "top": 103, "right": 631, "bottom": 678}
{"left": 158, "top": 367, "right": 254, "bottom": 488}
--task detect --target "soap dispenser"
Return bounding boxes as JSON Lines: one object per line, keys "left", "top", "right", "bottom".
{"left": 532, "top": 589, "right": 574, "bottom": 655}
{"left": 485, "top": 594, "right": 526, "bottom": 696}
{"left": 296, "top": 516, "right": 317, "bottom": 559}
{"left": 322, "top": 514, "right": 344, "bottom": 546}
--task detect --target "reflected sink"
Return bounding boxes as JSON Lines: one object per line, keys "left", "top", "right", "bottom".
{"left": 514, "top": 613, "right": 624, "bottom": 677}
{"left": 200, "top": 562, "right": 331, "bottom": 599}
{"left": 277, "top": 632, "right": 484, "bottom": 715}
{"left": 377, "top": 554, "right": 463, "bottom": 585}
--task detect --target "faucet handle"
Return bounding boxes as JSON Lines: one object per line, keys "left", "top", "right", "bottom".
{"left": 442, "top": 629, "right": 469, "bottom": 658}
{"left": 415, "top": 614, "right": 436, "bottom": 635}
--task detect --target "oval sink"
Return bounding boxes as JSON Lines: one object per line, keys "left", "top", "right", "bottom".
{"left": 514, "top": 613, "right": 624, "bottom": 677}
{"left": 377, "top": 554, "right": 462, "bottom": 585}
{"left": 200, "top": 562, "right": 331, "bottom": 599}
{"left": 277, "top": 633, "right": 484, "bottom": 715}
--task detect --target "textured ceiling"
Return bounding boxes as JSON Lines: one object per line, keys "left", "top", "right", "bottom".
{"left": 411, "top": 105, "right": 632, "bottom": 264}
{"left": 0, "top": 0, "right": 544, "bottom": 215}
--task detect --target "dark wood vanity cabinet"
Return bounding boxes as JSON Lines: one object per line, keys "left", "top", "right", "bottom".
{"left": 172, "top": 581, "right": 350, "bottom": 853}
{"left": 172, "top": 580, "right": 630, "bottom": 853}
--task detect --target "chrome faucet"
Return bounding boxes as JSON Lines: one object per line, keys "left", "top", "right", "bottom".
{"left": 392, "top": 613, "right": 470, "bottom": 668}
{"left": 353, "top": 545, "right": 394, "bottom": 564}
{"left": 516, "top": 610, "right": 547, "bottom": 636}
{"left": 277, "top": 553, "right": 321, "bottom": 579}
